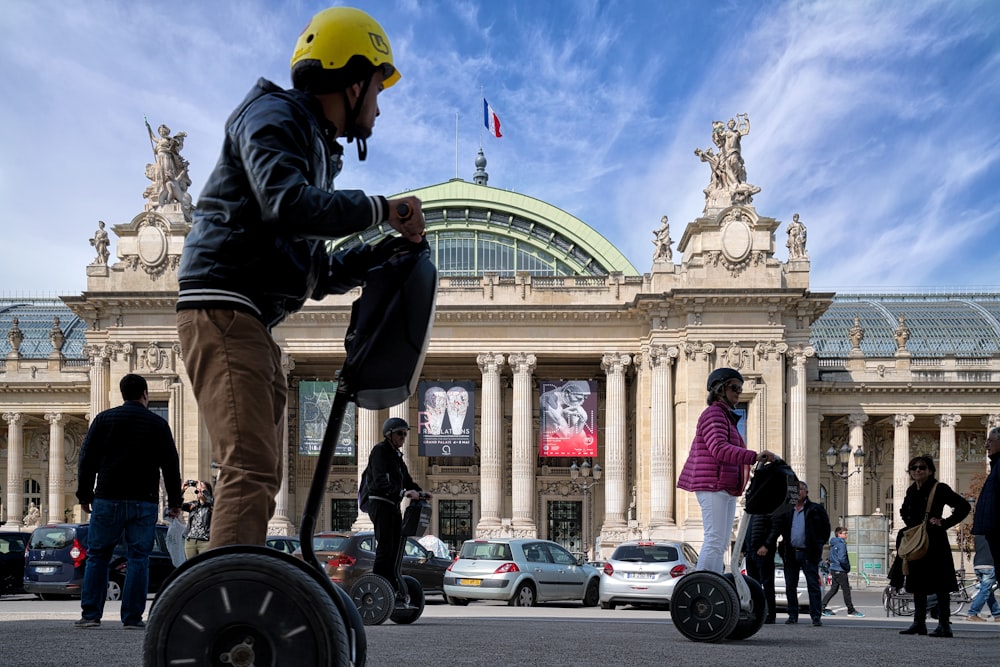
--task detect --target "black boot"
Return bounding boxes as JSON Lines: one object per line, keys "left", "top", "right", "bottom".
{"left": 902, "top": 593, "right": 929, "bottom": 635}
{"left": 900, "top": 622, "right": 928, "bottom": 635}
{"left": 929, "top": 624, "right": 953, "bottom": 637}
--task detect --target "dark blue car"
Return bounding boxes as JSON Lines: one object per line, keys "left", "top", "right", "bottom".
{"left": 0, "top": 531, "right": 28, "bottom": 595}
{"left": 23, "top": 523, "right": 175, "bottom": 600}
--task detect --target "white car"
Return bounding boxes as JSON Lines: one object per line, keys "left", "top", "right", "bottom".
{"left": 444, "top": 538, "right": 601, "bottom": 607}
{"left": 598, "top": 540, "right": 699, "bottom": 610}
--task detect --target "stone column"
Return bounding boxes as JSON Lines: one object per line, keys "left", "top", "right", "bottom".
{"left": 389, "top": 398, "right": 412, "bottom": 469}
{"left": 45, "top": 413, "right": 66, "bottom": 525}
{"left": 88, "top": 346, "right": 111, "bottom": 419}
{"left": 3, "top": 413, "right": 24, "bottom": 528}
{"left": 600, "top": 353, "right": 631, "bottom": 537}
{"left": 268, "top": 356, "right": 296, "bottom": 535}
{"left": 787, "top": 347, "right": 814, "bottom": 479}
{"left": 509, "top": 353, "right": 537, "bottom": 535}
{"left": 935, "top": 414, "right": 961, "bottom": 488}
{"left": 847, "top": 413, "right": 868, "bottom": 516}
{"left": 351, "top": 407, "right": 380, "bottom": 530}
{"left": 985, "top": 415, "right": 1000, "bottom": 474}
{"left": 476, "top": 353, "right": 505, "bottom": 533}
{"left": 892, "top": 413, "right": 914, "bottom": 530}
{"left": 649, "top": 345, "right": 677, "bottom": 532}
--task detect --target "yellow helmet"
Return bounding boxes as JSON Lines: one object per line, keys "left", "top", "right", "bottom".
{"left": 290, "top": 7, "right": 400, "bottom": 93}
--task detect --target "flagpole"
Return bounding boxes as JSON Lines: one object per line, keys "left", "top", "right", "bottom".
{"left": 455, "top": 111, "right": 459, "bottom": 179}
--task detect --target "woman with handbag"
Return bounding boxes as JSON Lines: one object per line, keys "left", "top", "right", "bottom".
{"left": 893, "top": 455, "right": 970, "bottom": 637}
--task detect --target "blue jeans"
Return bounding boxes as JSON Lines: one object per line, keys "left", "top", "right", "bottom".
{"left": 80, "top": 499, "right": 157, "bottom": 625}
{"left": 785, "top": 548, "right": 823, "bottom": 622}
{"left": 968, "top": 567, "right": 1000, "bottom": 617}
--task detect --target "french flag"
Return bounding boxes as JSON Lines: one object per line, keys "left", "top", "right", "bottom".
{"left": 483, "top": 98, "right": 502, "bottom": 138}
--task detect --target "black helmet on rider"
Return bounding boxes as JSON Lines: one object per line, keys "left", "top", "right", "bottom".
{"left": 706, "top": 367, "right": 743, "bottom": 406}
{"left": 382, "top": 417, "right": 411, "bottom": 437}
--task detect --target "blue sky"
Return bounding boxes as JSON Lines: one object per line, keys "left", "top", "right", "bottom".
{"left": 2, "top": 0, "right": 998, "bottom": 295}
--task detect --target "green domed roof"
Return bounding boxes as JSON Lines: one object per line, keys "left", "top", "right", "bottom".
{"left": 332, "top": 179, "right": 639, "bottom": 277}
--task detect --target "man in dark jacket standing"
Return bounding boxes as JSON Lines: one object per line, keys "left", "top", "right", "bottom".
{"left": 176, "top": 7, "right": 425, "bottom": 550}
{"left": 974, "top": 427, "right": 1000, "bottom": 573}
{"left": 743, "top": 513, "right": 778, "bottom": 623}
{"left": 367, "top": 418, "right": 430, "bottom": 604}
{"left": 75, "top": 374, "right": 182, "bottom": 629}
{"left": 776, "top": 481, "right": 831, "bottom": 626}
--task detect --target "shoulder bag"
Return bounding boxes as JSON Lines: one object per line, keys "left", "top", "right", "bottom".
{"left": 897, "top": 482, "right": 938, "bottom": 574}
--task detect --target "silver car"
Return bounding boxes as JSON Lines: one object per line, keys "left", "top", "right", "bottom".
{"left": 444, "top": 538, "right": 601, "bottom": 607}
{"left": 598, "top": 540, "right": 699, "bottom": 609}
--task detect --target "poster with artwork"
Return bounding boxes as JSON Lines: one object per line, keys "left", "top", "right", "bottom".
{"left": 298, "top": 381, "right": 356, "bottom": 457}
{"left": 538, "top": 380, "right": 598, "bottom": 457}
{"left": 418, "top": 380, "right": 475, "bottom": 457}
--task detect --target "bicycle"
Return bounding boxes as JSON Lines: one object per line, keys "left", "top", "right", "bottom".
{"left": 882, "top": 569, "right": 993, "bottom": 617}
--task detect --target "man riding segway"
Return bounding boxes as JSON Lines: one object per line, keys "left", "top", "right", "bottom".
{"left": 367, "top": 418, "right": 433, "bottom": 608}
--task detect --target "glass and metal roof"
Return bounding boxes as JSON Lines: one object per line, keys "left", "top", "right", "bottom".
{"left": 811, "top": 293, "right": 1000, "bottom": 358}
{"left": 331, "top": 179, "right": 640, "bottom": 277}
{"left": 0, "top": 299, "right": 87, "bottom": 358}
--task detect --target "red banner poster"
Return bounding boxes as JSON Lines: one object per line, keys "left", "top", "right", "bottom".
{"left": 538, "top": 380, "right": 597, "bottom": 457}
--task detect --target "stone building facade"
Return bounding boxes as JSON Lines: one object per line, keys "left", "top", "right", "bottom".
{"left": 2, "top": 129, "right": 998, "bottom": 568}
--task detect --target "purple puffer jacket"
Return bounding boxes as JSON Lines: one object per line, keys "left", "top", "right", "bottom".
{"left": 677, "top": 401, "right": 757, "bottom": 496}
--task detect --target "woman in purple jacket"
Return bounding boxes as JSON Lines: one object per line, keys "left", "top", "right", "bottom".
{"left": 678, "top": 368, "right": 777, "bottom": 572}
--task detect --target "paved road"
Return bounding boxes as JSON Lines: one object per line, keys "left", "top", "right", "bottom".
{"left": 1, "top": 590, "right": 997, "bottom": 666}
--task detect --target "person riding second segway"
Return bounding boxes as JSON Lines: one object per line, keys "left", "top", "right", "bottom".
{"left": 367, "top": 418, "right": 432, "bottom": 606}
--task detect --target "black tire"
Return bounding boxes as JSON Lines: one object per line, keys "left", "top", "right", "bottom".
{"left": 582, "top": 578, "right": 600, "bottom": 607}
{"left": 389, "top": 575, "right": 425, "bottom": 624}
{"left": 350, "top": 573, "right": 396, "bottom": 626}
{"left": 143, "top": 552, "right": 350, "bottom": 667}
{"left": 600, "top": 601, "right": 616, "bottom": 610}
{"left": 669, "top": 571, "right": 740, "bottom": 642}
{"left": 446, "top": 596, "right": 469, "bottom": 606}
{"left": 723, "top": 574, "right": 766, "bottom": 640}
{"left": 509, "top": 582, "right": 536, "bottom": 607}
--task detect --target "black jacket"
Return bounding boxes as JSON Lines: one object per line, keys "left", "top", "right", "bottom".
{"left": 367, "top": 440, "right": 421, "bottom": 505}
{"left": 178, "top": 78, "right": 392, "bottom": 329}
{"left": 892, "top": 479, "right": 970, "bottom": 593}
{"left": 973, "top": 453, "right": 1000, "bottom": 535}
{"left": 76, "top": 401, "right": 183, "bottom": 507}
{"left": 775, "top": 498, "right": 831, "bottom": 563}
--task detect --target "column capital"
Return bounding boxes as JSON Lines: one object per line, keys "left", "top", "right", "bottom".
{"left": 935, "top": 413, "right": 962, "bottom": 428}
{"left": 847, "top": 413, "right": 868, "bottom": 429}
{"left": 790, "top": 344, "right": 815, "bottom": 366}
{"left": 44, "top": 412, "right": 66, "bottom": 426}
{"left": 3, "top": 412, "right": 24, "bottom": 425}
{"left": 507, "top": 352, "right": 537, "bottom": 374}
{"left": 601, "top": 352, "right": 632, "bottom": 375}
{"left": 477, "top": 352, "right": 505, "bottom": 374}
{"left": 983, "top": 414, "right": 1000, "bottom": 430}
{"left": 893, "top": 413, "right": 915, "bottom": 428}
{"left": 649, "top": 345, "right": 679, "bottom": 367}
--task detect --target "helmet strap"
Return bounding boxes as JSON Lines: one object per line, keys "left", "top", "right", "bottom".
{"left": 342, "top": 75, "right": 374, "bottom": 162}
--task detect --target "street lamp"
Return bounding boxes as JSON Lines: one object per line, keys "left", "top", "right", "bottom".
{"left": 570, "top": 460, "right": 603, "bottom": 560}
{"left": 825, "top": 442, "right": 865, "bottom": 523}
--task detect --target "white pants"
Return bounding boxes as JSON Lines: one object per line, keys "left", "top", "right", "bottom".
{"left": 695, "top": 490, "right": 737, "bottom": 573}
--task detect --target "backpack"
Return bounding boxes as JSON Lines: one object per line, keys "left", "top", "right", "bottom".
{"left": 358, "top": 466, "right": 372, "bottom": 513}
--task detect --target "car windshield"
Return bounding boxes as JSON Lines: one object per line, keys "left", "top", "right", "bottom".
{"left": 1, "top": 534, "right": 26, "bottom": 553}
{"left": 459, "top": 541, "right": 513, "bottom": 560}
{"left": 612, "top": 544, "right": 678, "bottom": 563}
{"left": 29, "top": 527, "right": 75, "bottom": 550}
{"left": 312, "top": 536, "right": 350, "bottom": 552}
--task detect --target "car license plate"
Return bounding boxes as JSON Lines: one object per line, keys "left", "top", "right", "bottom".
{"left": 35, "top": 566, "right": 57, "bottom": 574}
{"left": 625, "top": 572, "right": 654, "bottom": 580}
{"left": 459, "top": 578, "right": 482, "bottom": 586}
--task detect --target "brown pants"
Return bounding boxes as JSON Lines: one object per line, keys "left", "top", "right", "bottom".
{"left": 184, "top": 538, "right": 211, "bottom": 560}
{"left": 177, "top": 309, "right": 286, "bottom": 548}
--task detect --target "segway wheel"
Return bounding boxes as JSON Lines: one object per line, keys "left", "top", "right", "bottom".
{"left": 389, "top": 575, "right": 425, "bottom": 624}
{"left": 350, "top": 574, "right": 396, "bottom": 626}
{"left": 143, "top": 552, "right": 350, "bottom": 667}
{"left": 722, "top": 573, "right": 766, "bottom": 640}
{"left": 669, "top": 571, "right": 740, "bottom": 642}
